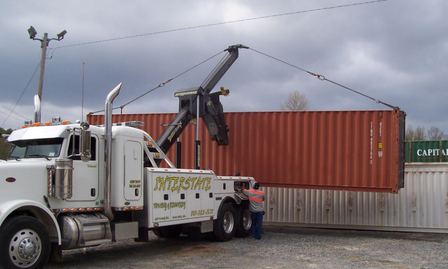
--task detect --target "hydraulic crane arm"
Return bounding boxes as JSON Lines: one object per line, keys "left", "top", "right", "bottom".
{"left": 198, "top": 44, "right": 246, "bottom": 95}
{"left": 156, "top": 44, "right": 248, "bottom": 154}
{"left": 155, "top": 105, "right": 190, "bottom": 152}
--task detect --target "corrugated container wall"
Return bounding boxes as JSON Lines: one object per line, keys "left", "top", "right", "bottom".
{"left": 262, "top": 164, "right": 448, "bottom": 233}
{"left": 88, "top": 110, "right": 405, "bottom": 193}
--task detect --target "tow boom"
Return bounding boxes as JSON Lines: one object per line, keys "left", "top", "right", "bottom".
{"left": 156, "top": 44, "right": 248, "bottom": 155}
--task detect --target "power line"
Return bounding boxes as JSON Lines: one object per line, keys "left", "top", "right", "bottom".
{"left": 50, "top": 0, "right": 387, "bottom": 56}
{"left": 0, "top": 104, "right": 28, "bottom": 120}
{"left": 0, "top": 109, "right": 25, "bottom": 122}
{"left": 1, "top": 62, "right": 40, "bottom": 128}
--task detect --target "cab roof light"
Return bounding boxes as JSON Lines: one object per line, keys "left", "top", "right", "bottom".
{"left": 22, "top": 122, "right": 42, "bottom": 128}
{"left": 22, "top": 118, "right": 71, "bottom": 127}
{"left": 52, "top": 117, "right": 62, "bottom": 124}
{"left": 22, "top": 120, "right": 33, "bottom": 128}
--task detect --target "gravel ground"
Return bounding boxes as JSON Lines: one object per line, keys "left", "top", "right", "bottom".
{"left": 44, "top": 225, "right": 448, "bottom": 269}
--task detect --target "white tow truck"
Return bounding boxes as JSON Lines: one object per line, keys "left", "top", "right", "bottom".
{"left": 0, "top": 46, "right": 254, "bottom": 269}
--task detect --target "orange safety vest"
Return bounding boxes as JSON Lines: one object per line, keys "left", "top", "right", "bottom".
{"left": 243, "top": 189, "right": 265, "bottom": 212}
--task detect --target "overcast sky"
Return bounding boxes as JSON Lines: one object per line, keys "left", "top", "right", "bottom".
{"left": 1, "top": 0, "right": 447, "bottom": 135}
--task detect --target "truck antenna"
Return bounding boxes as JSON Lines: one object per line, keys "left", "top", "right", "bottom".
{"left": 82, "top": 62, "right": 85, "bottom": 121}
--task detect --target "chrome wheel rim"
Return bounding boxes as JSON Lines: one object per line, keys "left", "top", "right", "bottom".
{"left": 9, "top": 228, "right": 42, "bottom": 268}
{"left": 223, "top": 211, "right": 235, "bottom": 234}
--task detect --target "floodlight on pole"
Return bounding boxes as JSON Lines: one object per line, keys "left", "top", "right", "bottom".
{"left": 57, "top": 30, "right": 67, "bottom": 40}
{"left": 28, "top": 26, "right": 67, "bottom": 123}
{"left": 28, "top": 26, "right": 37, "bottom": 39}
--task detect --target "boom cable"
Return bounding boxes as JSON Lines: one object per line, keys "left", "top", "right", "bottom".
{"left": 249, "top": 48, "right": 399, "bottom": 110}
{"left": 88, "top": 50, "right": 226, "bottom": 115}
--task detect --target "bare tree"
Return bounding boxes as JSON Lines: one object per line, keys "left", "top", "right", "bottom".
{"left": 414, "top": 126, "right": 426, "bottom": 140}
{"left": 427, "top": 126, "right": 447, "bottom": 140}
{"left": 405, "top": 125, "right": 416, "bottom": 141}
{"left": 280, "top": 90, "right": 309, "bottom": 111}
{"left": 406, "top": 125, "right": 448, "bottom": 141}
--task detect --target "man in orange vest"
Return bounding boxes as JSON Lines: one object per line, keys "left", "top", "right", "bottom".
{"left": 242, "top": 182, "right": 265, "bottom": 240}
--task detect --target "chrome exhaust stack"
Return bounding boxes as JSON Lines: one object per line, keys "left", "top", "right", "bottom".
{"left": 34, "top": 94, "right": 41, "bottom": 123}
{"left": 104, "top": 83, "right": 122, "bottom": 221}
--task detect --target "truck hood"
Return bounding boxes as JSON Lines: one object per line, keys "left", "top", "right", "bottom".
{"left": 0, "top": 159, "right": 51, "bottom": 204}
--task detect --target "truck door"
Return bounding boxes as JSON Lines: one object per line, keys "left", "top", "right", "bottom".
{"left": 124, "top": 141, "right": 143, "bottom": 201}
{"left": 67, "top": 134, "right": 99, "bottom": 201}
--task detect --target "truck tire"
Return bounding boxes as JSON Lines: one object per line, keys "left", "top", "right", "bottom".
{"left": 213, "top": 203, "right": 236, "bottom": 241}
{"left": 235, "top": 203, "right": 251, "bottom": 237}
{"left": 0, "top": 216, "right": 51, "bottom": 269}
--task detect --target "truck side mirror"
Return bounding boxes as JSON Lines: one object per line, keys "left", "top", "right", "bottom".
{"left": 80, "top": 129, "right": 91, "bottom": 162}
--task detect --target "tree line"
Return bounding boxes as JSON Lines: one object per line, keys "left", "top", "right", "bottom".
{"left": 406, "top": 125, "right": 448, "bottom": 141}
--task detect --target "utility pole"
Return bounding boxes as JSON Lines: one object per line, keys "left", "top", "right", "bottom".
{"left": 28, "top": 26, "right": 67, "bottom": 123}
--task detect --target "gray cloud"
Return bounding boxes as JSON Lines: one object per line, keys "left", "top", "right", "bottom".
{"left": 1, "top": 0, "right": 447, "bottom": 136}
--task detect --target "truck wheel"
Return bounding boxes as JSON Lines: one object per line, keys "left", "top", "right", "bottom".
{"left": 235, "top": 204, "right": 251, "bottom": 237}
{"left": 213, "top": 203, "right": 236, "bottom": 241}
{"left": 0, "top": 216, "right": 51, "bottom": 269}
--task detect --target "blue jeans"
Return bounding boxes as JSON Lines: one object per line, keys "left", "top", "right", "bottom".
{"left": 251, "top": 211, "right": 263, "bottom": 239}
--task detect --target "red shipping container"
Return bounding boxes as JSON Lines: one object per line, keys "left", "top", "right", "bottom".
{"left": 88, "top": 109, "right": 405, "bottom": 193}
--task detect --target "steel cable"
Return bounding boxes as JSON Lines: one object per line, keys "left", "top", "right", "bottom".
{"left": 249, "top": 48, "right": 399, "bottom": 110}
{"left": 88, "top": 50, "right": 226, "bottom": 115}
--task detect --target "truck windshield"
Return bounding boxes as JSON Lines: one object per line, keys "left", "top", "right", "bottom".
{"left": 8, "top": 138, "right": 63, "bottom": 160}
